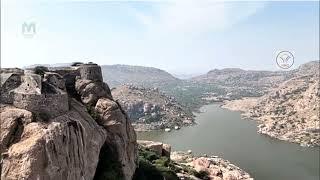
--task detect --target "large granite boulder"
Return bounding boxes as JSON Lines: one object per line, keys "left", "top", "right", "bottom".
{"left": 1, "top": 64, "right": 138, "bottom": 180}
{"left": 0, "top": 99, "right": 107, "bottom": 180}
{"left": 95, "top": 98, "right": 137, "bottom": 180}
{"left": 75, "top": 79, "right": 112, "bottom": 105}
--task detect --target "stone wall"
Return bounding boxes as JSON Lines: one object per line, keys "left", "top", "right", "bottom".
{"left": 13, "top": 74, "right": 42, "bottom": 95}
{"left": 13, "top": 92, "right": 69, "bottom": 118}
{"left": 79, "top": 64, "right": 103, "bottom": 82}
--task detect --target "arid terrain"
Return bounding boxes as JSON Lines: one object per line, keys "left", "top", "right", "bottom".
{"left": 223, "top": 61, "right": 320, "bottom": 147}
{"left": 112, "top": 85, "right": 194, "bottom": 131}
{"left": 1, "top": 63, "right": 254, "bottom": 180}
{"left": 103, "top": 61, "right": 319, "bottom": 147}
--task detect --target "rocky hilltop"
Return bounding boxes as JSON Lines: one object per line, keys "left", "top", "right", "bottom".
{"left": 223, "top": 61, "right": 320, "bottom": 147}
{"left": 99, "top": 64, "right": 296, "bottom": 112}
{"left": 0, "top": 63, "right": 256, "bottom": 180}
{"left": 0, "top": 63, "right": 137, "bottom": 180}
{"left": 112, "top": 85, "right": 194, "bottom": 131}
{"left": 192, "top": 68, "right": 293, "bottom": 98}
{"left": 102, "top": 65, "right": 180, "bottom": 88}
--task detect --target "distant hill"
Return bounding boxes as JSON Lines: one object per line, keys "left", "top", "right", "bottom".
{"left": 112, "top": 85, "right": 194, "bottom": 131}
{"left": 101, "top": 65, "right": 181, "bottom": 88}
{"left": 294, "top": 61, "right": 319, "bottom": 76}
{"left": 171, "top": 73, "right": 202, "bottom": 79}
{"left": 223, "top": 60, "right": 320, "bottom": 147}
{"left": 193, "top": 68, "right": 288, "bottom": 83}
{"left": 192, "top": 67, "right": 293, "bottom": 96}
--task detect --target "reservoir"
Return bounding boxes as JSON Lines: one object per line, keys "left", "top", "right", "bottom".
{"left": 137, "top": 104, "right": 320, "bottom": 180}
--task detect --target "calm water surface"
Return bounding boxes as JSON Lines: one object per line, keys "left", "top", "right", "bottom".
{"left": 137, "top": 104, "right": 319, "bottom": 180}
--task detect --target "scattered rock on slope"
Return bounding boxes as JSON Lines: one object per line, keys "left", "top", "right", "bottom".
{"left": 137, "top": 140, "right": 253, "bottom": 180}
{"left": 223, "top": 61, "right": 320, "bottom": 147}
{"left": 112, "top": 84, "right": 195, "bottom": 131}
{"left": 101, "top": 64, "right": 180, "bottom": 88}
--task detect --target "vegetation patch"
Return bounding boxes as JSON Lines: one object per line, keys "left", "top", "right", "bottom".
{"left": 86, "top": 105, "right": 99, "bottom": 121}
{"left": 133, "top": 147, "right": 179, "bottom": 180}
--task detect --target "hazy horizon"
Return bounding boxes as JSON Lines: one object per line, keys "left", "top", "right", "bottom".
{"left": 1, "top": 1, "right": 319, "bottom": 74}
{"left": 2, "top": 60, "right": 317, "bottom": 78}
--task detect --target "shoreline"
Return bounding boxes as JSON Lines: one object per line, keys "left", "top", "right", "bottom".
{"left": 133, "top": 102, "right": 222, "bottom": 132}
{"left": 138, "top": 140, "right": 253, "bottom": 180}
{"left": 221, "top": 98, "right": 319, "bottom": 147}
{"left": 136, "top": 98, "right": 319, "bottom": 147}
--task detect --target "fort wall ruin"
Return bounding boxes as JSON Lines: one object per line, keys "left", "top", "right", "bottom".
{"left": 13, "top": 92, "right": 69, "bottom": 118}
{"left": 1, "top": 62, "right": 104, "bottom": 118}
{"left": 79, "top": 63, "right": 103, "bottom": 82}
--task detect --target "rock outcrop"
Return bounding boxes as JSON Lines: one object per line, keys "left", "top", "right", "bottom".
{"left": 171, "top": 151, "right": 253, "bottom": 180}
{"left": 137, "top": 141, "right": 252, "bottom": 180}
{"left": 94, "top": 98, "right": 137, "bottom": 179}
{"left": 112, "top": 85, "right": 194, "bottom": 131}
{"left": 1, "top": 100, "right": 107, "bottom": 180}
{"left": 223, "top": 61, "right": 320, "bottom": 147}
{"left": 0, "top": 63, "right": 137, "bottom": 180}
{"left": 137, "top": 140, "right": 171, "bottom": 158}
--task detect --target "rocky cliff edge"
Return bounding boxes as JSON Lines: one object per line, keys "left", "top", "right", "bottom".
{"left": 0, "top": 63, "right": 137, "bottom": 180}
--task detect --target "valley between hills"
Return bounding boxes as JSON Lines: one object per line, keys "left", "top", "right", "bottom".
{"left": 103, "top": 61, "right": 319, "bottom": 147}
{"left": 1, "top": 61, "right": 318, "bottom": 180}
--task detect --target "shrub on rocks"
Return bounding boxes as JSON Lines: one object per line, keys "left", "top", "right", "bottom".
{"left": 133, "top": 147, "right": 179, "bottom": 180}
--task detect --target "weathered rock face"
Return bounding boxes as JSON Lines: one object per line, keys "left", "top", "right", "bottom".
{"left": 1, "top": 99, "right": 107, "bottom": 180}
{"left": 0, "top": 105, "right": 33, "bottom": 153}
{"left": 75, "top": 79, "right": 112, "bottom": 105}
{"left": 1, "top": 64, "right": 138, "bottom": 180}
{"left": 95, "top": 98, "right": 137, "bottom": 180}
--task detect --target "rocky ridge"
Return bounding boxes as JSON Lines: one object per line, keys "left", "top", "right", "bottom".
{"left": 223, "top": 61, "right": 320, "bottom": 147}
{"left": 112, "top": 85, "right": 194, "bottom": 131}
{"left": 192, "top": 68, "right": 293, "bottom": 99}
{"left": 102, "top": 65, "right": 180, "bottom": 88}
{"left": 0, "top": 63, "right": 137, "bottom": 180}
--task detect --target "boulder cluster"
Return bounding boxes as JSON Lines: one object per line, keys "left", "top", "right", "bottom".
{"left": 171, "top": 152, "right": 253, "bottom": 180}
{"left": 138, "top": 141, "right": 253, "bottom": 180}
{"left": 0, "top": 63, "right": 137, "bottom": 180}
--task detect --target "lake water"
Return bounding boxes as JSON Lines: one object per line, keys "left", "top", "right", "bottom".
{"left": 137, "top": 104, "right": 320, "bottom": 180}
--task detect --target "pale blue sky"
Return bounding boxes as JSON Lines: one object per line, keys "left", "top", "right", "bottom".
{"left": 1, "top": 1, "right": 319, "bottom": 74}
